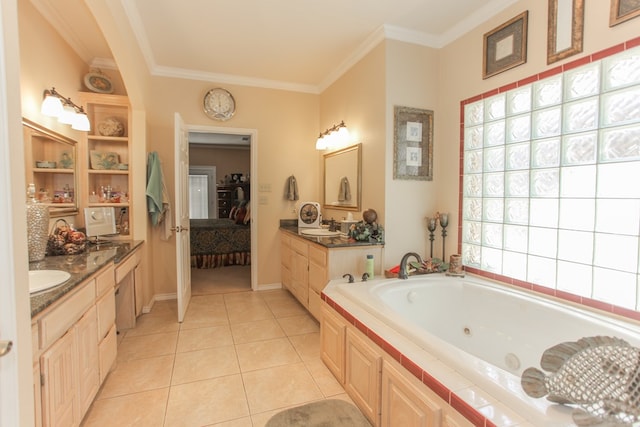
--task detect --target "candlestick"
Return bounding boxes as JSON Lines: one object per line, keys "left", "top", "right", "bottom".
{"left": 438, "top": 212, "right": 449, "bottom": 260}
{"left": 426, "top": 217, "right": 437, "bottom": 258}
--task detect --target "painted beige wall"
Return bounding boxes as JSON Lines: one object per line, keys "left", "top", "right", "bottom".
{"left": 384, "top": 40, "right": 440, "bottom": 266}
{"left": 143, "top": 75, "right": 319, "bottom": 294}
{"left": 320, "top": 43, "right": 386, "bottom": 241}
{"left": 189, "top": 146, "right": 250, "bottom": 181}
{"left": 436, "top": 0, "right": 640, "bottom": 257}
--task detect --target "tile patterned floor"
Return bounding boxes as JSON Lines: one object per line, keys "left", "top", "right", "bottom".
{"left": 81, "top": 288, "right": 352, "bottom": 427}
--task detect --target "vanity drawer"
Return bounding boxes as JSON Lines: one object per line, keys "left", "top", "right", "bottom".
{"left": 115, "top": 249, "right": 141, "bottom": 283}
{"left": 291, "top": 238, "right": 308, "bottom": 256}
{"left": 38, "top": 281, "right": 95, "bottom": 350}
{"left": 95, "top": 264, "right": 115, "bottom": 298}
{"left": 96, "top": 287, "right": 116, "bottom": 340}
{"left": 308, "top": 245, "right": 327, "bottom": 267}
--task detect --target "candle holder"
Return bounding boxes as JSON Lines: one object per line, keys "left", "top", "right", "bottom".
{"left": 438, "top": 212, "right": 449, "bottom": 260}
{"left": 426, "top": 217, "right": 437, "bottom": 258}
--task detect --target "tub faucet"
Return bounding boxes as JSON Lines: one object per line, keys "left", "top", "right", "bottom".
{"left": 398, "top": 252, "right": 423, "bottom": 279}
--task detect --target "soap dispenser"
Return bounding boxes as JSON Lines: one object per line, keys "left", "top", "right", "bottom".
{"left": 26, "top": 183, "right": 49, "bottom": 262}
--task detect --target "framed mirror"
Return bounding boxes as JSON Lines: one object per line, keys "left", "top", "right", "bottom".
{"left": 23, "top": 118, "right": 79, "bottom": 216}
{"left": 323, "top": 143, "right": 361, "bottom": 211}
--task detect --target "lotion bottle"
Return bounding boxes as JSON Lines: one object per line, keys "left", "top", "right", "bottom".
{"left": 365, "top": 254, "right": 375, "bottom": 278}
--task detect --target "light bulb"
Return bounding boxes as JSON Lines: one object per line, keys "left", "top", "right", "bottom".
{"left": 58, "top": 105, "right": 76, "bottom": 124}
{"left": 41, "top": 92, "right": 63, "bottom": 117}
{"left": 72, "top": 112, "right": 91, "bottom": 131}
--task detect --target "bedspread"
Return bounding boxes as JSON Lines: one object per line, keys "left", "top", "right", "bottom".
{"left": 190, "top": 219, "right": 250, "bottom": 268}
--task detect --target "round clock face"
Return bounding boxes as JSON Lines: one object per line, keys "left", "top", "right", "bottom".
{"left": 300, "top": 203, "right": 319, "bottom": 224}
{"left": 203, "top": 88, "right": 236, "bottom": 121}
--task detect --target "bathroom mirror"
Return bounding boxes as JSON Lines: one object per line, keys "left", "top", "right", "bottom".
{"left": 323, "top": 143, "right": 361, "bottom": 211}
{"left": 23, "top": 118, "right": 79, "bottom": 216}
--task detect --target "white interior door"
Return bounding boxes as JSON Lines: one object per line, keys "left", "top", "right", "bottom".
{"left": 174, "top": 112, "right": 191, "bottom": 322}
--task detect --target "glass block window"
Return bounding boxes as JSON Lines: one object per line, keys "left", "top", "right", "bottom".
{"left": 462, "top": 46, "right": 640, "bottom": 311}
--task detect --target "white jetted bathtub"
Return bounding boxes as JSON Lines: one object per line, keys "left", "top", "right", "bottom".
{"left": 322, "top": 273, "right": 640, "bottom": 426}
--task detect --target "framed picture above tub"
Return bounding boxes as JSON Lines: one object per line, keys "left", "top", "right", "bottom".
{"left": 393, "top": 106, "right": 434, "bottom": 181}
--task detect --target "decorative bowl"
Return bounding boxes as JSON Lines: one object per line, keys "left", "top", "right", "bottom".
{"left": 97, "top": 118, "right": 124, "bottom": 137}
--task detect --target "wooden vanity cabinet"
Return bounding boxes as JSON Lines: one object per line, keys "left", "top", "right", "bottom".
{"left": 281, "top": 231, "right": 383, "bottom": 320}
{"left": 33, "top": 263, "right": 117, "bottom": 427}
{"left": 346, "top": 329, "right": 382, "bottom": 425}
{"left": 321, "top": 301, "right": 474, "bottom": 427}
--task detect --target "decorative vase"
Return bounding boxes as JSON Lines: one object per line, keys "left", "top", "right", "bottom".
{"left": 26, "top": 184, "right": 49, "bottom": 262}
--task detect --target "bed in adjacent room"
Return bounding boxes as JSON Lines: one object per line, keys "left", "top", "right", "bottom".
{"left": 190, "top": 218, "right": 250, "bottom": 268}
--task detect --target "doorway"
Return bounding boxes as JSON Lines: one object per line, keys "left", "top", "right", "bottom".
{"left": 187, "top": 129, "right": 255, "bottom": 294}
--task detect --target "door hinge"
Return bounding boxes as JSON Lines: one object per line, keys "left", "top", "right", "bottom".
{"left": 40, "top": 374, "right": 45, "bottom": 386}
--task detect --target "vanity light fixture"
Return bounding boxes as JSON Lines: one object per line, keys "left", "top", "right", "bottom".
{"left": 40, "top": 87, "right": 91, "bottom": 131}
{"left": 316, "top": 121, "right": 349, "bottom": 150}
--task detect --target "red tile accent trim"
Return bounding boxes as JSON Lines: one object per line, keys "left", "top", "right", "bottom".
{"left": 627, "top": 36, "right": 640, "bottom": 48}
{"left": 539, "top": 65, "right": 563, "bottom": 80}
{"left": 517, "top": 74, "right": 539, "bottom": 87}
{"left": 421, "top": 371, "right": 450, "bottom": 403}
{"left": 480, "top": 88, "right": 500, "bottom": 99}
{"left": 450, "top": 393, "right": 487, "bottom": 427}
{"left": 582, "top": 297, "right": 614, "bottom": 313}
{"left": 498, "top": 82, "right": 518, "bottom": 93}
{"left": 613, "top": 306, "right": 640, "bottom": 322}
{"left": 562, "top": 55, "right": 591, "bottom": 71}
{"left": 400, "top": 356, "right": 423, "bottom": 380}
{"left": 555, "top": 289, "right": 582, "bottom": 304}
{"left": 532, "top": 284, "right": 556, "bottom": 297}
{"left": 592, "top": 43, "right": 625, "bottom": 61}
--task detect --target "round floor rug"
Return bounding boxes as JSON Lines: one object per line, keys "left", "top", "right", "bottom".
{"left": 265, "top": 399, "right": 371, "bottom": 427}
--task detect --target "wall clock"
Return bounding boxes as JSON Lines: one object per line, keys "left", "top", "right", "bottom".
{"left": 203, "top": 88, "right": 236, "bottom": 121}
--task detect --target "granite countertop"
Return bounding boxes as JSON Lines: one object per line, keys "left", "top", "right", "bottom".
{"left": 29, "top": 240, "right": 144, "bottom": 318}
{"left": 280, "top": 221, "right": 384, "bottom": 249}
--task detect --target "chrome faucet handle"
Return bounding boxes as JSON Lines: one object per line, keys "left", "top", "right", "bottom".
{"left": 361, "top": 273, "right": 369, "bottom": 282}
{"left": 343, "top": 273, "right": 355, "bottom": 283}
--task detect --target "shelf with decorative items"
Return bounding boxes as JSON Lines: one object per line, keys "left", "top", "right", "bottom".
{"left": 23, "top": 118, "right": 78, "bottom": 216}
{"left": 76, "top": 93, "right": 132, "bottom": 238}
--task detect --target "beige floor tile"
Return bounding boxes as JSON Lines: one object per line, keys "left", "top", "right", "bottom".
{"left": 82, "top": 388, "right": 169, "bottom": 427}
{"left": 226, "top": 301, "right": 274, "bottom": 324}
{"left": 164, "top": 375, "right": 249, "bottom": 427}
{"left": 208, "top": 417, "right": 253, "bottom": 427}
{"left": 224, "top": 291, "right": 263, "bottom": 305}
{"left": 265, "top": 297, "right": 308, "bottom": 318}
{"left": 181, "top": 305, "right": 229, "bottom": 330}
{"left": 171, "top": 346, "right": 240, "bottom": 385}
{"left": 189, "top": 293, "right": 226, "bottom": 308}
{"left": 230, "top": 319, "right": 285, "bottom": 344}
{"left": 176, "top": 325, "right": 234, "bottom": 352}
{"left": 276, "top": 314, "right": 320, "bottom": 336}
{"left": 303, "top": 358, "right": 345, "bottom": 397}
{"left": 97, "top": 354, "right": 174, "bottom": 399}
{"left": 145, "top": 300, "right": 179, "bottom": 317}
{"left": 123, "top": 312, "right": 180, "bottom": 338}
{"left": 288, "top": 332, "right": 320, "bottom": 361}
{"left": 258, "top": 289, "right": 295, "bottom": 301}
{"left": 242, "top": 362, "right": 323, "bottom": 414}
{"left": 117, "top": 331, "right": 178, "bottom": 362}
{"left": 235, "top": 337, "right": 300, "bottom": 372}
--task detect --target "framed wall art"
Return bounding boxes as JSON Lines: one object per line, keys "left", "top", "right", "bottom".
{"left": 610, "top": 0, "right": 640, "bottom": 26}
{"left": 483, "top": 11, "right": 529, "bottom": 79}
{"left": 393, "top": 106, "right": 434, "bottom": 181}
{"left": 547, "top": 0, "right": 584, "bottom": 64}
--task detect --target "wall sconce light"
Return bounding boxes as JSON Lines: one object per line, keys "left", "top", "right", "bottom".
{"left": 41, "top": 87, "right": 91, "bottom": 131}
{"left": 316, "top": 121, "right": 349, "bottom": 150}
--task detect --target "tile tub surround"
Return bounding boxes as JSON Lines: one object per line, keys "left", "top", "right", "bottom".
{"left": 81, "top": 289, "right": 358, "bottom": 427}
{"left": 322, "top": 273, "right": 640, "bottom": 426}
{"left": 29, "top": 240, "right": 144, "bottom": 317}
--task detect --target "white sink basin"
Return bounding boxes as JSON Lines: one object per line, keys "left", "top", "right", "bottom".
{"left": 29, "top": 270, "right": 71, "bottom": 294}
{"left": 300, "top": 228, "right": 341, "bottom": 237}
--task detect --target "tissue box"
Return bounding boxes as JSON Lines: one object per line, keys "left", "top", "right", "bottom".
{"left": 340, "top": 220, "right": 359, "bottom": 234}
